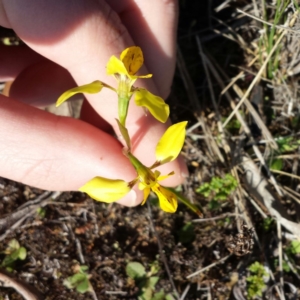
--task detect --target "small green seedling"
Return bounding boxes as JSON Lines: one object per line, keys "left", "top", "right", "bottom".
{"left": 262, "top": 218, "right": 274, "bottom": 231}
{"left": 287, "top": 240, "right": 300, "bottom": 255}
{"left": 1, "top": 239, "right": 27, "bottom": 271}
{"left": 274, "top": 259, "right": 291, "bottom": 273}
{"left": 196, "top": 174, "right": 238, "bottom": 210}
{"left": 63, "top": 265, "right": 91, "bottom": 294}
{"left": 247, "top": 261, "right": 268, "bottom": 299}
{"left": 126, "top": 261, "right": 173, "bottom": 300}
{"left": 275, "top": 240, "right": 300, "bottom": 274}
{"left": 36, "top": 207, "right": 46, "bottom": 218}
{"left": 269, "top": 137, "right": 300, "bottom": 171}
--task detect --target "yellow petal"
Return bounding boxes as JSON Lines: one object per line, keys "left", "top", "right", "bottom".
{"left": 155, "top": 121, "right": 187, "bottom": 164}
{"left": 106, "top": 55, "right": 129, "bottom": 76}
{"left": 79, "top": 176, "right": 130, "bottom": 203}
{"left": 120, "top": 46, "right": 144, "bottom": 75}
{"left": 134, "top": 89, "right": 170, "bottom": 123}
{"left": 157, "top": 171, "right": 175, "bottom": 182}
{"left": 56, "top": 81, "right": 103, "bottom": 107}
{"left": 141, "top": 187, "right": 151, "bottom": 205}
{"left": 152, "top": 185, "right": 178, "bottom": 213}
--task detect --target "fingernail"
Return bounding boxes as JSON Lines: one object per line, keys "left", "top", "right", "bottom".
{"left": 117, "top": 189, "right": 137, "bottom": 207}
{"left": 178, "top": 155, "right": 189, "bottom": 178}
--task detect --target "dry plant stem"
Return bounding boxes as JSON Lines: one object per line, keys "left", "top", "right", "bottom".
{"left": 282, "top": 186, "right": 300, "bottom": 205}
{"left": 277, "top": 221, "right": 285, "bottom": 296}
{"left": 232, "top": 156, "right": 284, "bottom": 298}
{"left": 223, "top": 10, "right": 299, "bottom": 130}
{"left": 146, "top": 203, "right": 179, "bottom": 299}
{"left": 197, "top": 40, "right": 268, "bottom": 230}
{"left": 177, "top": 44, "right": 222, "bottom": 162}
{"left": 75, "top": 238, "right": 85, "bottom": 265}
{"left": 237, "top": 8, "right": 300, "bottom": 34}
{"left": 213, "top": 17, "right": 246, "bottom": 49}
{"left": 226, "top": 77, "right": 277, "bottom": 151}
{"left": 89, "top": 286, "right": 99, "bottom": 300}
{"left": 0, "top": 269, "right": 43, "bottom": 300}
{"left": 251, "top": 0, "right": 259, "bottom": 17}
{"left": 283, "top": 252, "right": 300, "bottom": 280}
{"left": 220, "top": 71, "right": 244, "bottom": 95}
{"left": 186, "top": 254, "right": 231, "bottom": 279}
{"left": 197, "top": 38, "right": 228, "bottom": 162}
{"left": 0, "top": 191, "right": 51, "bottom": 232}
{"left": 231, "top": 165, "right": 251, "bottom": 231}
{"left": 105, "top": 291, "right": 127, "bottom": 296}
{"left": 271, "top": 169, "right": 300, "bottom": 181}
{"left": 202, "top": 50, "right": 282, "bottom": 197}
{"left": 176, "top": 45, "right": 201, "bottom": 113}
{"left": 241, "top": 155, "right": 300, "bottom": 237}
{"left": 242, "top": 189, "right": 268, "bottom": 219}
{"left": 214, "top": 0, "right": 231, "bottom": 13}
{"left": 221, "top": 27, "right": 284, "bottom": 136}
{"left": 192, "top": 213, "right": 239, "bottom": 223}
{"left": 0, "top": 191, "right": 62, "bottom": 241}
{"left": 179, "top": 284, "right": 191, "bottom": 300}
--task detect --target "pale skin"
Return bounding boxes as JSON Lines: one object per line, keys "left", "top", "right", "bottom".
{"left": 0, "top": 0, "right": 188, "bottom": 206}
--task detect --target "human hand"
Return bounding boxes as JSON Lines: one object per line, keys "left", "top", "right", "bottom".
{"left": 0, "top": 0, "right": 188, "bottom": 206}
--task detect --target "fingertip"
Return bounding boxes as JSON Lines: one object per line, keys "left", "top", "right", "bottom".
{"left": 116, "top": 187, "right": 143, "bottom": 207}
{"left": 177, "top": 154, "right": 189, "bottom": 180}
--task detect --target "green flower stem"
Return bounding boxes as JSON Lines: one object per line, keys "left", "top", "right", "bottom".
{"left": 127, "top": 152, "right": 150, "bottom": 178}
{"left": 118, "top": 95, "right": 130, "bottom": 126}
{"left": 165, "top": 187, "right": 203, "bottom": 217}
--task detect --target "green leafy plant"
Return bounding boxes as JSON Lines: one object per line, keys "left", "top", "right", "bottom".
{"left": 196, "top": 174, "right": 238, "bottom": 210}
{"left": 63, "top": 265, "right": 91, "bottom": 294}
{"left": 247, "top": 262, "right": 268, "bottom": 299}
{"left": 259, "top": 0, "right": 290, "bottom": 78}
{"left": 286, "top": 240, "right": 300, "bottom": 255}
{"left": 274, "top": 259, "right": 291, "bottom": 273}
{"left": 274, "top": 240, "right": 300, "bottom": 275}
{"left": 262, "top": 217, "right": 274, "bottom": 231}
{"left": 1, "top": 239, "right": 27, "bottom": 271}
{"left": 222, "top": 114, "right": 242, "bottom": 130}
{"left": 269, "top": 137, "right": 300, "bottom": 171}
{"left": 126, "top": 261, "right": 174, "bottom": 300}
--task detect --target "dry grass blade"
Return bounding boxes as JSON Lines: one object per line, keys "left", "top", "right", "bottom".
{"left": 186, "top": 254, "right": 231, "bottom": 279}
{"left": 0, "top": 191, "right": 61, "bottom": 241}
{"left": 222, "top": 9, "right": 300, "bottom": 150}
{"left": 178, "top": 43, "right": 225, "bottom": 162}
{"left": 147, "top": 203, "right": 179, "bottom": 299}
{"left": 201, "top": 47, "right": 283, "bottom": 196}
{"left": 241, "top": 155, "right": 300, "bottom": 237}
{"left": 237, "top": 8, "right": 300, "bottom": 33}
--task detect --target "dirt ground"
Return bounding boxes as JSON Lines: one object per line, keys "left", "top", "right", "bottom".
{"left": 1, "top": 1, "right": 300, "bottom": 299}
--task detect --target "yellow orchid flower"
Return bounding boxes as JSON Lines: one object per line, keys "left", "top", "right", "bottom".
{"left": 56, "top": 46, "right": 169, "bottom": 126}
{"left": 79, "top": 121, "right": 187, "bottom": 213}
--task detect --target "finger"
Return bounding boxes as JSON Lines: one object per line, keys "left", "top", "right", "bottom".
{"left": 109, "top": 0, "right": 178, "bottom": 98}
{"left": 1, "top": 0, "right": 188, "bottom": 186}
{"left": 9, "top": 59, "right": 78, "bottom": 107}
{"left": 0, "top": 44, "right": 43, "bottom": 81}
{"left": 8, "top": 56, "right": 115, "bottom": 134}
{"left": 0, "top": 93, "right": 143, "bottom": 206}
{"left": 80, "top": 100, "right": 113, "bottom": 134}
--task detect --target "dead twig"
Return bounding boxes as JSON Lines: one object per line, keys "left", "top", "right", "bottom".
{"left": 186, "top": 254, "right": 231, "bottom": 279}
{"left": 147, "top": 203, "right": 179, "bottom": 299}
{"left": 0, "top": 269, "right": 43, "bottom": 300}
{"left": 0, "top": 192, "right": 61, "bottom": 241}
